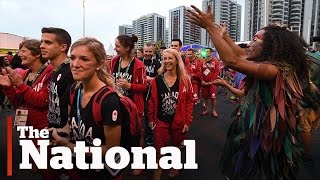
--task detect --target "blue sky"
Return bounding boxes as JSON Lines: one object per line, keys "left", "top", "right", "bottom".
{"left": 0, "top": 0, "right": 245, "bottom": 47}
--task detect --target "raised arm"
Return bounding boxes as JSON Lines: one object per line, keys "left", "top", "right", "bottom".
{"left": 188, "top": 5, "right": 278, "bottom": 80}
{"left": 217, "top": 22, "right": 246, "bottom": 58}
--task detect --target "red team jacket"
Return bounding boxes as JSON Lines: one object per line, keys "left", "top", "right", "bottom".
{"left": 185, "top": 58, "right": 202, "bottom": 84}
{"left": 111, "top": 56, "right": 147, "bottom": 114}
{"left": 3, "top": 65, "right": 54, "bottom": 129}
{"left": 200, "top": 58, "right": 220, "bottom": 82}
{"left": 147, "top": 77, "right": 194, "bottom": 129}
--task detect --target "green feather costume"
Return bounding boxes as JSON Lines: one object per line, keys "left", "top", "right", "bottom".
{"left": 219, "top": 62, "right": 303, "bottom": 180}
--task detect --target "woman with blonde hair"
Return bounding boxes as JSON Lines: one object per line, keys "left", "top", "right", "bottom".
{"left": 50, "top": 37, "right": 122, "bottom": 180}
{"left": 148, "top": 48, "right": 194, "bottom": 179}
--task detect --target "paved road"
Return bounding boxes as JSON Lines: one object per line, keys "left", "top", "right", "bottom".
{"left": 1, "top": 93, "right": 319, "bottom": 180}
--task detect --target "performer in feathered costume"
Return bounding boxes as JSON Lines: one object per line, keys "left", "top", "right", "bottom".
{"left": 188, "top": 5, "right": 320, "bottom": 180}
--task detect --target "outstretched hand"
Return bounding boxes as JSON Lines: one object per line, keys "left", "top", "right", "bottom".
{"left": 212, "top": 76, "right": 227, "bottom": 86}
{"left": 215, "top": 22, "right": 228, "bottom": 38}
{"left": 187, "top": 5, "right": 216, "bottom": 30}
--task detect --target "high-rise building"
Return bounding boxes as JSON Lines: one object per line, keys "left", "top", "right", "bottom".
{"left": 118, "top": 25, "right": 133, "bottom": 36}
{"left": 165, "top": 28, "right": 169, "bottom": 47}
{"left": 302, "top": 0, "right": 320, "bottom": 48}
{"left": 168, "top": 6, "right": 201, "bottom": 46}
{"left": 201, "top": 0, "right": 241, "bottom": 46}
{"left": 244, "top": 0, "right": 270, "bottom": 41}
{"left": 132, "top": 13, "right": 166, "bottom": 48}
{"left": 230, "top": 1, "right": 242, "bottom": 42}
{"left": 244, "top": 0, "right": 317, "bottom": 42}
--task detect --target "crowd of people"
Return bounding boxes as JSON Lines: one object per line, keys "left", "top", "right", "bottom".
{"left": 0, "top": 4, "right": 320, "bottom": 180}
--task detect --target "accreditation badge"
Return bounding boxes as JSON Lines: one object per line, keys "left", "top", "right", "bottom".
{"left": 203, "top": 69, "right": 210, "bottom": 76}
{"left": 14, "top": 109, "right": 28, "bottom": 126}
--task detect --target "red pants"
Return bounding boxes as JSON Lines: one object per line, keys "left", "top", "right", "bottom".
{"left": 154, "top": 120, "right": 186, "bottom": 155}
{"left": 201, "top": 85, "right": 217, "bottom": 100}
{"left": 192, "top": 83, "right": 199, "bottom": 102}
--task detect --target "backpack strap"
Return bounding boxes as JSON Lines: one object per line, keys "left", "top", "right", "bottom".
{"left": 92, "top": 86, "right": 115, "bottom": 124}
{"left": 69, "top": 82, "right": 79, "bottom": 105}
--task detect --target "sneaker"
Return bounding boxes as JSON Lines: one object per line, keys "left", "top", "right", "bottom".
{"left": 202, "top": 103, "right": 207, "bottom": 109}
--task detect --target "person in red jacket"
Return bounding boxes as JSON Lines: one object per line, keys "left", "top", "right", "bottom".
{"left": 200, "top": 48, "right": 220, "bottom": 117}
{"left": 0, "top": 39, "right": 53, "bottom": 130}
{"left": 148, "top": 48, "right": 194, "bottom": 179}
{"left": 111, "top": 34, "right": 147, "bottom": 116}
{"left": 0, "top": 39, "right": 53, "bottom": 177}
{"left": 111, "top": 34, "right": 147, "bottom": 176}
{"left": 185, "top": 48, "right": 201, "bottom": 104}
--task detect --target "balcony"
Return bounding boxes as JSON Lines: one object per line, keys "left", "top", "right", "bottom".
{"left": 272, "top": 9, "right": 283, "bottom": 14}
{"left": 272, "top": 12, "right": 283, "bottom": 16}
{"left": 290, "top": 20, "right": 301, "bottom": 24}
{"left": 290, "top": 16, "right": 301, "bottom": 20}
{"left": 273, "top": 3, "right": 283, "bottom": 7}
{"left": 273, "top": 0, "right": 284, "bottom": 3}
{"left": 272, "top": 17, "right": 283, "bottom": 21}
{"left": 221, "top": 7, "right": 228, "bottom": 11}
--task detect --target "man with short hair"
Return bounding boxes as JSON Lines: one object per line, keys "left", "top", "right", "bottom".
{"left": 171, "top": 38, "right": 186, "bottom": 64}
{"left": 40, "top": 27, "right": 75, "bottom": 128}
{"left": 186, "top": 48, "right": 201, "bottom": 104}
{"left": 170, "top": 38, "right": 182, "bottom": 52}
{"left": 199, "top": 48, "right": 220, "bottom": 117}
{"left": 40, "top": 27, "right": 75, "bottom": 179}
{"left": 142, "top": 43, "right": 162, "bottom": 84}
{"left": 142, "top": 42, "right": 161, "bottom": 146}
{"left": 158, "top": 46, "right": 167, "bottom": 64}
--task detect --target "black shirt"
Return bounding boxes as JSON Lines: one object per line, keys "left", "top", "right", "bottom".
{"left": 143, "top": 57, "right": 162, "bottom": 101}
{"left": 143, "top": 57, "right": 161, "bottom": 78}
{"left": 156, "top": 75, "right": 179, "bottom": 123}
{"left": 48, "top": 61, "right": 75, "bottom": 128}
{"left": 69, "top": 85, "right": 121, "bottom": 179}
{"left": 69, "top": 86, "right": 121, "bottom": 145}
{"left": 112, "top": 59, "right": 135, "bottom": 99}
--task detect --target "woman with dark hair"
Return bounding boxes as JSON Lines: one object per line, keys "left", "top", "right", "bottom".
{"left": 188, "top": 5, "right": 320, "bottom": 180}
{"left": 111, "top": 34, "right": 147, "bottom": 175}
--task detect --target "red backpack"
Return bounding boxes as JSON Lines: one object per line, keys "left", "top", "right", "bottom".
{"left": 69, "top": 83, "right": 141, "bottom": 150}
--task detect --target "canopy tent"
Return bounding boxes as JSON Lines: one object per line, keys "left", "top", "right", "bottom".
{"left": 181, "top": 44, "right": 208, "bottom": 52}
{"left": 106, "top": 43, "right": 116, "bottom": 56}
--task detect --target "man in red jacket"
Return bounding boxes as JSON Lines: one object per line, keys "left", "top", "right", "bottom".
{"left": 185, "top": 48, "right": 201, "bottom": 104}
{"left": 199, "top": 48, "right": 220, "bottom": 117}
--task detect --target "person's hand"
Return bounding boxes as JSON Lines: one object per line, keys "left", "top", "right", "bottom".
{"left": 149, "top": 122, "right": 156, "bottom": 130}
{"left": 6, "top": 67, "right": 23, "bottom": 86}
{"left": 48, "top": 128, "right": 69, "bottom": 146}
{"left": 0, "top": 69, "right": 12, "bottom": 87}
{"left": 213, "top": 76, "right": 227, "bottom": 86}
{"left": 146, "top": 76, "right": 153, "bottom": 83}
{"left": 215, "top": 22, "right": 227, "bottom": 38}
{"left": 117, "top": 78, "right": 131, "bottom": 89}
{"left": 187, "top": 5, "right": 216, "bottom": 31}
{"left": 182, "top": 124, "right": 189, "bottom": 133}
